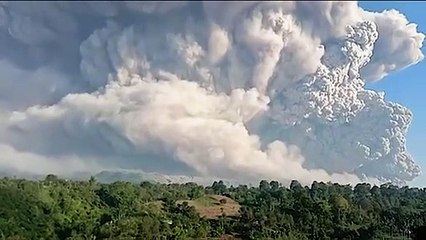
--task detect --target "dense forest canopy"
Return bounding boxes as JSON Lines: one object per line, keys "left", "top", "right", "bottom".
{"left": 0, "top": 176, "right": 426, "bottom": 240}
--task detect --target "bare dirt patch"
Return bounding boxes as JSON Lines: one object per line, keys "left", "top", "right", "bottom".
{"left": 178, "top": 195, "right": 240, "bottom": 219}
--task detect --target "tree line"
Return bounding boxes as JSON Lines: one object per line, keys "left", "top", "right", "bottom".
{"left": 0, "top": 175, "right": 426, "bottom": 239}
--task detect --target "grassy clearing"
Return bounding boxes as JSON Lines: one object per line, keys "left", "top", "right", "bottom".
{"left": 146, "top": 195, "right": 241, "bottom": 219}
{"left": 178, "top": 195, "right": 240, "bottom": 219}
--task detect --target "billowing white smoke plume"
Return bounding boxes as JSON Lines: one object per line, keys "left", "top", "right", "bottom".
{"left": 0, "top": 1, "right": 424, "bottom": 185}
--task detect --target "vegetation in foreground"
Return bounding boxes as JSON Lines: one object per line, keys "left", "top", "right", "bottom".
{"left": 0, "top": 175, "right": 426, "bottom": 239}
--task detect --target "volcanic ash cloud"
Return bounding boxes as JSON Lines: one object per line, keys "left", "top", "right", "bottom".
{"left": 0, "top": 1, "right": 423, "bottom": 185}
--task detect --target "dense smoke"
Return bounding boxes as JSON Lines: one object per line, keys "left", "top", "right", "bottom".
{"left": 0, "top": 1, "right": 424, "bottom": 185}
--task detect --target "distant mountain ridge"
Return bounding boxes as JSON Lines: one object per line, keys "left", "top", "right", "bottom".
{"left": 93, "top": 169, "right": 245, "bottom": 186}
{"left": 0, "top": 169, "right": 246, "bottom": 186}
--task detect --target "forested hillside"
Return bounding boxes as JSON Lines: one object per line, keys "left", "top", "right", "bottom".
{"left": 0, "top": 175, "right": 425, "bottom": 240}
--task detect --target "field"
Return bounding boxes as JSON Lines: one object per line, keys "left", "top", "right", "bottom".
{"left": 177, "top": 195, "right": 240, "bottom": 219}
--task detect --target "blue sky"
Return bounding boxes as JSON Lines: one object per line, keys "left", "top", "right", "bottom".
{"left": 359, "top": 2, "right": 426, "bottom": 187}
